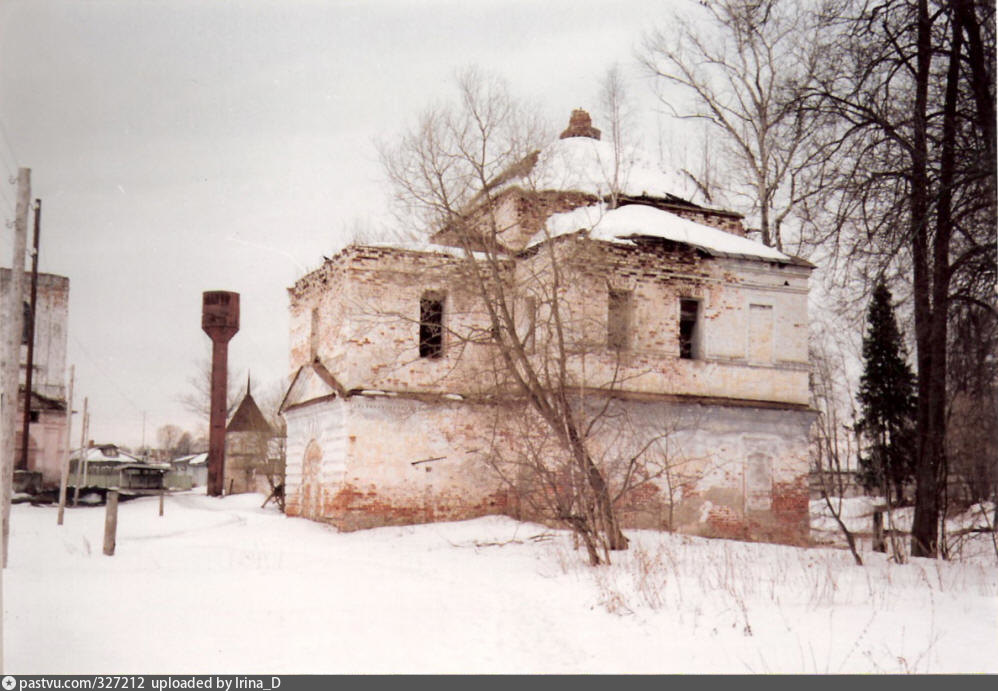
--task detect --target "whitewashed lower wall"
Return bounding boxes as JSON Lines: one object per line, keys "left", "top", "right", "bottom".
{"left": 283, "top": 393, "right": 814, "bottom": 544}
{"left": 283, "top": 398, "right": 347, "bottom": 520}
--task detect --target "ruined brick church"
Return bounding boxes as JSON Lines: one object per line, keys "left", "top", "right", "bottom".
{"left": 280, "top": 110, "right": 815, "bottom": 544}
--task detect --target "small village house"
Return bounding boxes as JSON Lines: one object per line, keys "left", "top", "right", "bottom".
{"left": 167, "top": 452, "right": 207, "bottom": 490}
{"left": 66, "top": 443, "right": 168, "bottom": 497}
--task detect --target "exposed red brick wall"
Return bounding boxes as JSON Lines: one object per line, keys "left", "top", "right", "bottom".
{"left": 769, "top": 477, "right": 811, "bottom": 545}
{"left": 667, "top": 206, "right": 746, "bottom": 236}
{"left": 322, "top": 483, "right": 511, "bottom": 532}
{"left": 690, "top": 476, "right": 810, "bottom": 546}
{"left": 705, "top": 505, "right": 750, "bottom": 541}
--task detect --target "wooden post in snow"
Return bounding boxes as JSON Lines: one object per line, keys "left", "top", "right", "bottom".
{"left": 103, "top": 490, "right": 119, "bottom": 556}
{"left": 56, "top": 365, "right": 75, "bottom": 525}
{"left": 159, "top": 489, "right": 164, "bottom": 517}
{"left": 873, "top": 507, "right": 886, "bottom": 553}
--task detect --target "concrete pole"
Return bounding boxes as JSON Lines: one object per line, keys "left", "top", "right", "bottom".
{"left": 2, "top": 167, "right": 29, "bottom": 568}
{"left": 56, "top": 364, "right": 74, "bottom": 525}
{"left": 0, "top": 166, "right": 29, "bottom": 674}
{"left": 72, "top": 397, "right": 88, "bottom": 506}
{"left": 81, "top": 406, "right": 90, "bottom": 486}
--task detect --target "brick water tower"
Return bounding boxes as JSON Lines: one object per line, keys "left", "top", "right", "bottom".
{"left": 201, "top": 291, "right": 239, "bottom": 497}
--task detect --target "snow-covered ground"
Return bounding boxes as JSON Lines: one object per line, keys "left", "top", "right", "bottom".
{"left": 811, "top": 496, "right": 998, "bottom": 562}
{"left": 5, "top": 491, "right": 997, "bottom": 673}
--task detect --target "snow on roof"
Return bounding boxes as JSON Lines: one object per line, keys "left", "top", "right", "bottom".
{"left": 359, "top": 389, "right": 398, "bottom": 397}
{"left": 187, "top": 453, "right": 208, "bottom": 466}
{"left": 173, "top": 452, "right": 208, "bottom": 466}
{"left": 72, "top": 444, "right": 143, "bottom": 464}
{"left": 516, "top": 136, "right": 701, "bottom": 202}
{"left": 537, "top": 203, "right": 790, "bottom": 262}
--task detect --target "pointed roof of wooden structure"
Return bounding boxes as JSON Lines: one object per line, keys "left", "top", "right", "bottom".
{"left": 227, "top": 374, "right": 275, "bottom": 435}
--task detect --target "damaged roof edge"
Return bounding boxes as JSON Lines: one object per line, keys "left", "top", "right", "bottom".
{"left": 279, "top": 380, "right": 814, "bottom": 415}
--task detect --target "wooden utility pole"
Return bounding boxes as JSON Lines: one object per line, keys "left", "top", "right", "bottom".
{"left": 2, "top": 167, "right": 29, "bottom": 568}
{"left": 19, "top": 198, "right": 41, "bottom": 470}
{"left": 57, "top": 365, "right": 75, "bottom": 525}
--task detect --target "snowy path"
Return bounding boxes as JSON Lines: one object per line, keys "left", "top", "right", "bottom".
{"left": 4, "top": 492, "right": 997, "bottom": 673}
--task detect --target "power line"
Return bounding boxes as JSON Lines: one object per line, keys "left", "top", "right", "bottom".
{"left": 0, "top": 154, "right": 15, "bottom": 183}
{"left": 0, "top": 191, "right": 14, "bottom": 217}
{"left": 0, "top": 147, "right": 17, "bottom": 179}
{"left": 0, "top": 116, "right": 20, "bottom": 169}
{"left": 69, "top": 333, "right": 146, "bottom": 416}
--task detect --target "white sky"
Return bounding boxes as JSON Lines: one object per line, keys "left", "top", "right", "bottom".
{"left": 0, "top": 0, "right": 697, "bottom": 448}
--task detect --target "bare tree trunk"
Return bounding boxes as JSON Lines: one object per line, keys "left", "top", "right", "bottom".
{"left": 909, "top": 0, "right": 940, "bottom": 559}
{"left": 953, "top": 0, "right": 997, "bottom": 169}
{"left": 820, "top": 484, "right": 863, "bottom": 565}
{"left": 927, "top": 11, "right": 962, "bottom": 561}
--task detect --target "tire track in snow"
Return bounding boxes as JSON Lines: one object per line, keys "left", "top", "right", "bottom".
{"left": 120, "top": 493, "right": 249, "bottom": 541}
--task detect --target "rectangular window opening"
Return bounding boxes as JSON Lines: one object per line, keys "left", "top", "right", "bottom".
{"left": 607, "top": 290, "right": 632, "bottom": 351}
{"left": 419, "top": 292, "right": 445, "bottom": 359}
{"left": 679, "top": 298, "right": 700, "bottom": 360}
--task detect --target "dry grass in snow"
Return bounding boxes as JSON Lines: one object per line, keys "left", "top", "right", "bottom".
{"left": 4, "top": 491, "right": 996, "bottom": 673}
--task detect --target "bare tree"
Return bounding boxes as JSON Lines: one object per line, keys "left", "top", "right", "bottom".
{"left": 156, "top": 424, "right": 184, "bottom": 457}
{"left": 598, "top": 64, "right": 635, "bottom": 209}
{"left": 179, "top": 354, "right": 242, "bottom": 421}
{"left": 945, "top": 301, "right": 997, "bottom": 559}
{"left": 809, "top": 324, "right": 866, "bottom": 565}
{"left": 379, "top": 69, "right": 649, "bottom": 564}
{"left": 252, "top": 377, "right": 288, "bottom": 508}
{"left": 641, "top": 0, "right": 837, "bottom": 252}
{"left": 806, "top": 0, "right": 996, "bottom": 558}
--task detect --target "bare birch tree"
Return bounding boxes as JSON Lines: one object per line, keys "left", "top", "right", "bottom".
{"left": 641, "top": 0, "right": 837, "bottom": 251}
{"left": 379, "top": 69, "right": 647, "bottom": 564}
{"left": 598, "top": 64, "right": 636, "bottom": 209}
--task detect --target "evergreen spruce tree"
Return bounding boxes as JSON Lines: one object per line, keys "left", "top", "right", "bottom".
{"left": 856, "top": 282, "right": 917, "bottom": 503}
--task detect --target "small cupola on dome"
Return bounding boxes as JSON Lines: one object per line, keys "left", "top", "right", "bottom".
{"left": 559, "top": 109, "right": 601, "bottom": 140}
